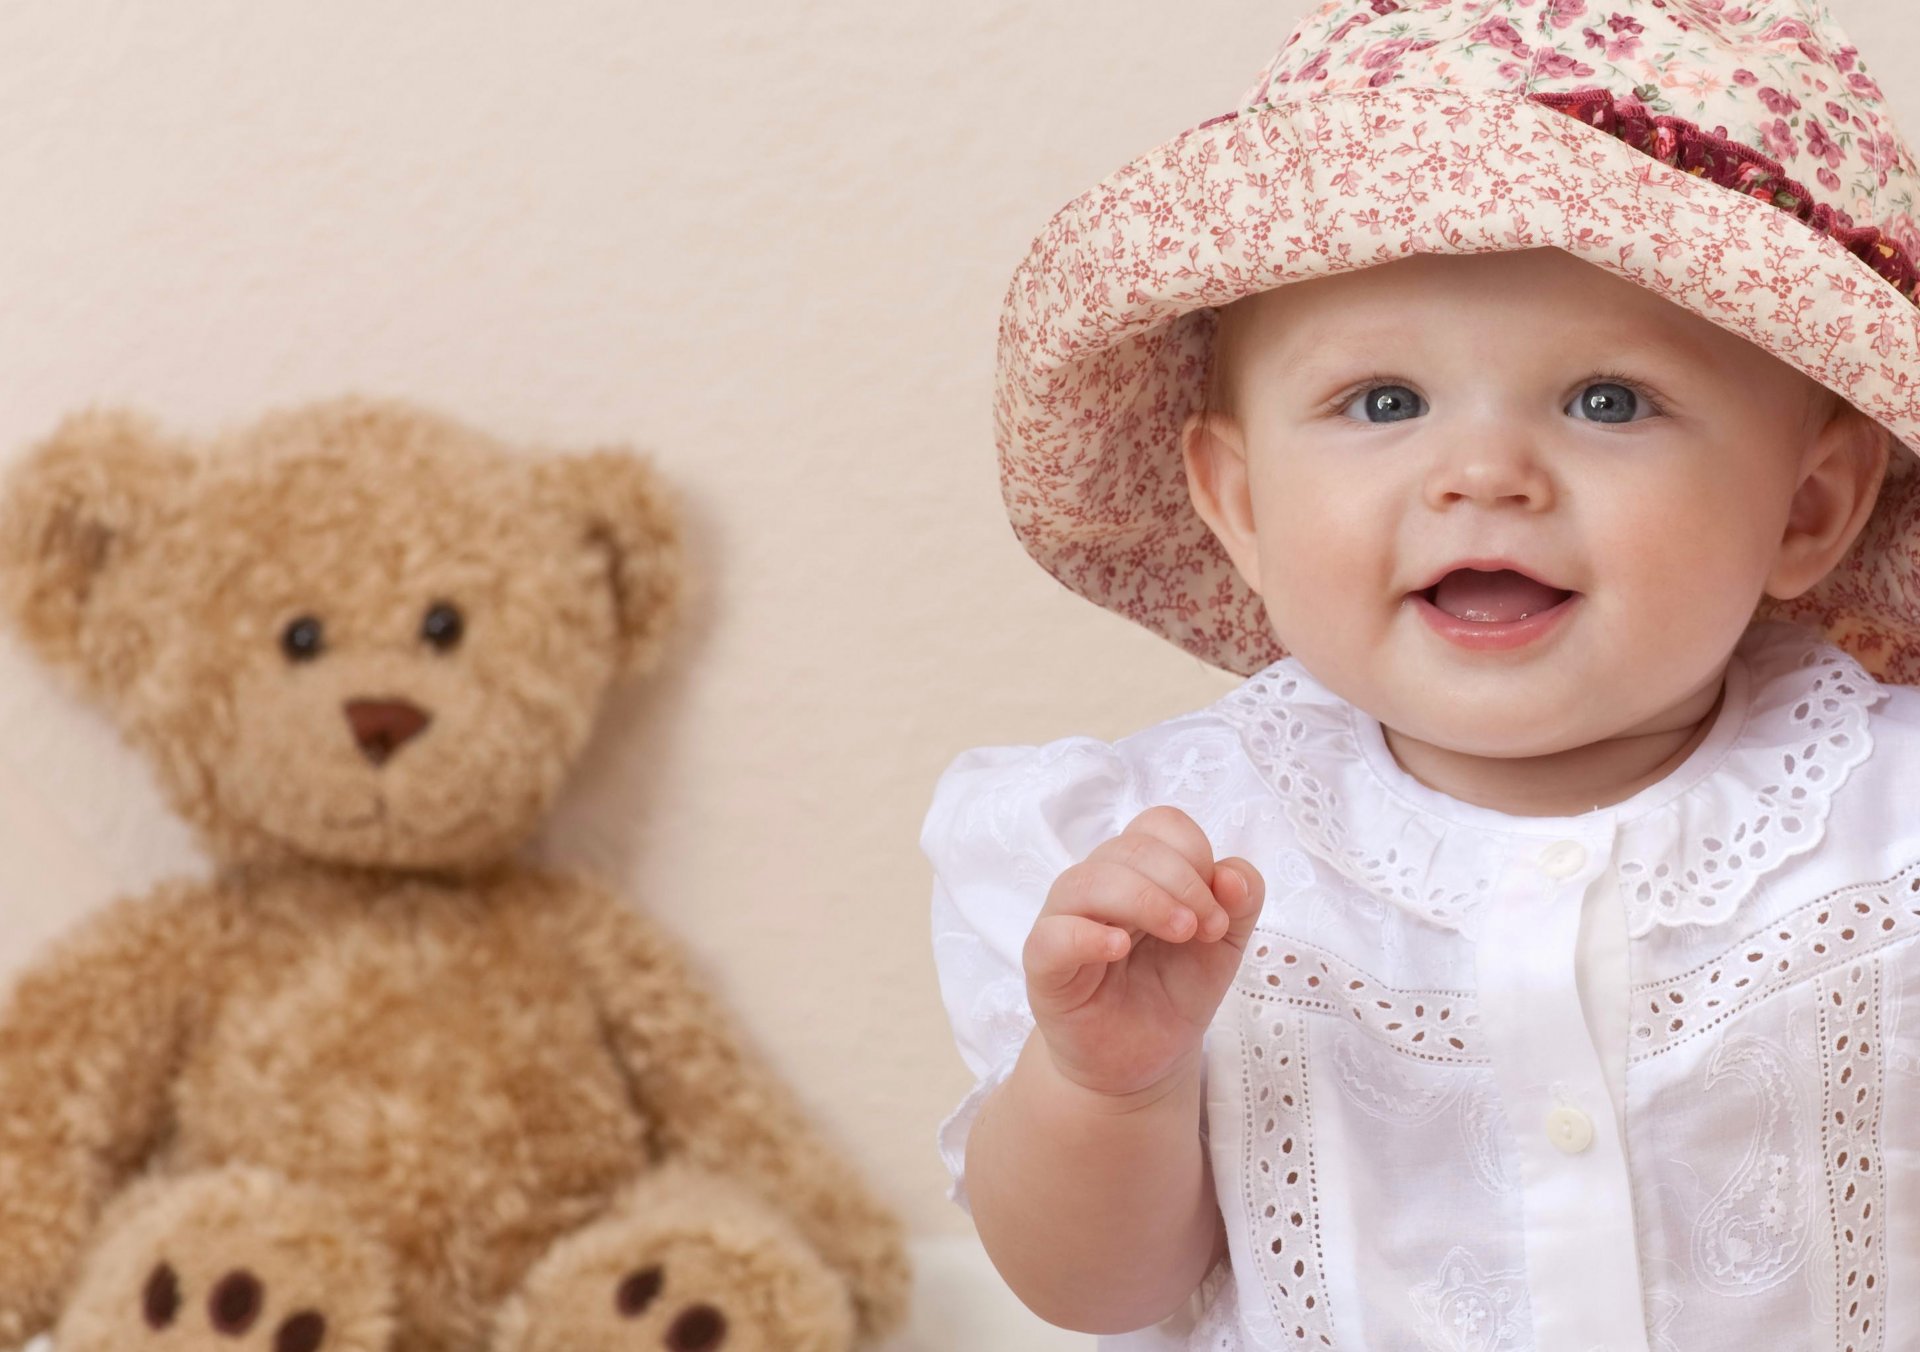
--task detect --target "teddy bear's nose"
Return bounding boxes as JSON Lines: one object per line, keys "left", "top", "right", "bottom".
{"left": 343, "top": 698, "right": 432, "bottom": 766}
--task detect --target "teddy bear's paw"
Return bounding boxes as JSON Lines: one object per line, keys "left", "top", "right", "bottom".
{"left": 607, "top": 1256, "right": 742, "bottom": 1352}
{"left": 491, "top": 1163, "right": 855, "bottom": 1352}
{"left": 52, "top": 1165, "right": 396, "bottom": 1352}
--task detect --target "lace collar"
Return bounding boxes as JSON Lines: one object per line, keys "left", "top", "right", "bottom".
{"left": 1208, "top": 621, "right": 1885, "bottom": 939}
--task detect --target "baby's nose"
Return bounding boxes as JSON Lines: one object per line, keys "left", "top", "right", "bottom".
{"left": 1426, "top": 437, "right": 1553, "bottom": 509}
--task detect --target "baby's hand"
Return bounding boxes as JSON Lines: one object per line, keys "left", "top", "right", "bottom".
{"left": 1022, "top": 805, "right": 1265, "bottom": 1104}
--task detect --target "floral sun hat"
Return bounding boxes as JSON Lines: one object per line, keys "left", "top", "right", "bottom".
{"left": 993, "top": 0, "right": 1920, "bottom": 681}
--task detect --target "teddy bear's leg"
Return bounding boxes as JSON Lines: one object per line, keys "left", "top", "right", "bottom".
{"left": 489, "top": 1161, "right": 855, "bottom": 1352}
{"left": 52, "top": 1163, "right": 397, "bottom": 1352}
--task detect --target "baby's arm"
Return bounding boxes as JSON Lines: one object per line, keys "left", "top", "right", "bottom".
{"left": 964, "top": 805, "right": 1261, "bottom": 1333}
{"left": 966, "top": 1023, "right": 1226, "bottom": 1333}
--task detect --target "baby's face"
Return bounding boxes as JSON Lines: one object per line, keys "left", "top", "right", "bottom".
{"left": 1182, "top": 246, "right": 1887, "bottom": 758}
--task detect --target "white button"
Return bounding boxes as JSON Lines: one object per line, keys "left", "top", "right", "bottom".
{"left": 1547, "top": 1105, "right": 1593, "bottom": 1153}
{"left": 1537, "top": 840, "right": 1588, "bottom": 878}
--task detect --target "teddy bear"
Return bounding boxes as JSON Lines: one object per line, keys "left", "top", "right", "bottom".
{"left": 0, "top": 396, "right": 911, "bottom": 1352}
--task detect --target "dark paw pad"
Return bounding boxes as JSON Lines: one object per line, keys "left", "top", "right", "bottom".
{"left": 143, "top": 1263, "right": 181, "bottom": 1330}
{"left": 211, "top": 1269, "right": 264, "bottom": 1334}
{"left": 666, "top": 1302, "right": 727, "bottom": 1351}
{"left": 275, "top": 1310, "right": 329, "bottom": 1352}
{"left": 135, "top": 1264, "right": 329, "bottom": 1351}
{"left": 615, "top": 1266, "right": 729, "bottom": 1349}
{"left": 616, "top": 1265, "right": 664, "bottom": 1317}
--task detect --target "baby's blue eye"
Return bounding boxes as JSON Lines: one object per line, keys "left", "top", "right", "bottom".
{"left": 1567, "top": 382, "right": 1650, "bottom": 424}
{"left": 1336, "top": 380, "right": 1656, "bottom": 425}
{"left": 1339, "top": 385, "right": 1425, "bottom": 423}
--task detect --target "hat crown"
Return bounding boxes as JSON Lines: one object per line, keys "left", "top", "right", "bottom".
{"left": 1244, "top": 0, "right": 1918, "bottom": 252}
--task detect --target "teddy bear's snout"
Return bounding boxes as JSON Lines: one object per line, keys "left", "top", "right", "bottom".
{"left": 343, "top": 698, "right": 433, "bottom": 766}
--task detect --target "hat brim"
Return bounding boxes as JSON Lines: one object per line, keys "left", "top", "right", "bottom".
{"left": 993, "top": 86, "right": 1920, "bottom": 680}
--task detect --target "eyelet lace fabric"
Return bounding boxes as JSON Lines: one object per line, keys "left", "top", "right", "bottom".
{"left": 1630, "top": 859, "right": 1920, "bottom": 1059}
{"left": 1210, "top": 668, "right": 1492, "bottom": 936}
{"left": 1615, "top": 638, "right": 1878, "bottom": 932}
{"left": 924, "top": 619, "right": 1920, "bottom": 1352}
{"left": 1210, "top": 622, "right": 1883, "bottom": 939}
{"left": 1236, "top": 934, "right": 1484, "bottom": 1066}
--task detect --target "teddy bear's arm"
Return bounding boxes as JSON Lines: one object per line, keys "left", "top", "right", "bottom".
{"left": 555, "top": 879, "right": 912, "bottom": 1346}
{"left": 0, "top": 880, "right": 234, "bottom": 1345}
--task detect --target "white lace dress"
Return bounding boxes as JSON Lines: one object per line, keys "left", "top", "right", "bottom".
{"left": 923, "top": 620, "right": 1920, "bottom": 1351}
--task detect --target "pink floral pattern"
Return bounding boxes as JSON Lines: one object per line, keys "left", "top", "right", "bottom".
{"left": 1531, "top": 87, "right": 1920, "bottom": 300}
{"left": 1241, "top": 0, "right": 1920, "bottom": 307}
{"left": 994, "top": 0, "right": 1920, "bottom": 682}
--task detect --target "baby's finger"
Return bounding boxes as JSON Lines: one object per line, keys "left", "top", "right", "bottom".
{"left": 1098, "top": 826, "right": 1228, "bottom": 933}
{"left": 1050, "top": 857, "right": 1199, "bottom": 945}
{"left": 1122, "top": 805, "right": 1218, "bottom": 885}
{"left": 1213, "top": 857, "right": 1267, "bottom": 945}
{"left": 1067, "top": 848, "right": 1221, "bottom": 943}
{"left": 1023, "top": 912, "right": 1130, "bottom": 989}
{"left": 1118, "top": 807, "right": 1234, "bottom": 939}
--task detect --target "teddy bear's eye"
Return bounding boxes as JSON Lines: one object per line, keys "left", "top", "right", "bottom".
{"left": 421, "top": 601, "right": 464, "bottom": 651}
{"left": 281, "top": 616, "right": 325, "bottom": 662}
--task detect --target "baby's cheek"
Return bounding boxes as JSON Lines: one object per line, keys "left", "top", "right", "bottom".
{"left": 1254, "top": 526, "right": 1334, "bottom": 611}
{"left": 1254, "top": 544, "right": 1386, "bottom": 667}
{"left": 1611, "top": 500, "right": 1758, "bottom": 602}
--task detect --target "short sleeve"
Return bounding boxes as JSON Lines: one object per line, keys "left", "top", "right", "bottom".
{"left": 920, "top": 735, "right": 1137, "bottom": 1216}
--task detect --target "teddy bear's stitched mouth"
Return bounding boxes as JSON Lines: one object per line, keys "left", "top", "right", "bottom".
{"left": 307, "top": 798, "right": 501, "bottom": 851}
{"left": 321, "top": 799, "right": 388, "bottom": 831}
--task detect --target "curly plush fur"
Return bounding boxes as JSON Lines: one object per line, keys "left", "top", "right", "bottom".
{"left": 0, "top": 396, "right": 910, "bottom": 1352}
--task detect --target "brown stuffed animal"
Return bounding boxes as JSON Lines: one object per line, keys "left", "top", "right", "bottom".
{"left": 0, "top": 396, "right": 910, "bottom": 1352}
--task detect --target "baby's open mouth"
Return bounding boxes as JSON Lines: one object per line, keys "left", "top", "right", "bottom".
{"left": 1416, "top": 567, "right": 1578, "bottom": 624}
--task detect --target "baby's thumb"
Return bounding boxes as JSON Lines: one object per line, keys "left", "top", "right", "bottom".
{"left": 1213, "top": 858, "right": 1266, "bottom": 943}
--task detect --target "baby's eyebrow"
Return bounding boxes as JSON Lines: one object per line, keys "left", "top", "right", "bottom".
{"left": 1576, "top": 324, "right": 1722, "bottom": 372}
{"left": 1280, "top": 324, "right": 1720, "bottom": 382}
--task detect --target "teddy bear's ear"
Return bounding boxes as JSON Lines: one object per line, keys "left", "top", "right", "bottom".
{"left": 0, "top": 407, "right": 194, "bottom": 690}
{"left": 533, "top": 447, "right": 685, "bottom": 680}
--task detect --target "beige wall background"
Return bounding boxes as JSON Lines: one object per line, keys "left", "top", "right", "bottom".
{"left": 3, "top": 2, "right": 1919, "bottom": 1347}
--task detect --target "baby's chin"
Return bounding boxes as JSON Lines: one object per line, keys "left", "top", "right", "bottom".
{"left": 1286, "top": 642, "right": 1601, "bottom": 758}
{"left": 1361, "top": 671, "right": 1632, "bottom": 763}
{"left": 1380, "top": 710, "right": 1602, "bottom": 763}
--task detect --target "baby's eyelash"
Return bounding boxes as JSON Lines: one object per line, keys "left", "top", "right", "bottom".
{"left": 1318, "top": 375, "right": 1419, "bottom": 417}
{"left": 1581, "top": 370, "right": 1668, "bottom": 417}
{"left": 1318, "top": 372, "right": 1669, "bottom": 417}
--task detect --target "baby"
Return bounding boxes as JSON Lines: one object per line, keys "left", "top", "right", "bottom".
{"left": 926, "top": 2, "right": 1920, "bottom": 1349}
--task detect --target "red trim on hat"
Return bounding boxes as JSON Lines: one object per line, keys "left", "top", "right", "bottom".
{"left": 1531, "top": 87, "right": 1920, "bottom": 304}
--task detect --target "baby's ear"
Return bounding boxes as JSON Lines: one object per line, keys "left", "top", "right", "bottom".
{"left": 533, "top": 447, "right": 686, "bottom": 679}
{"left": 0, "top": 407, "right": 194, "bottom": 693}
